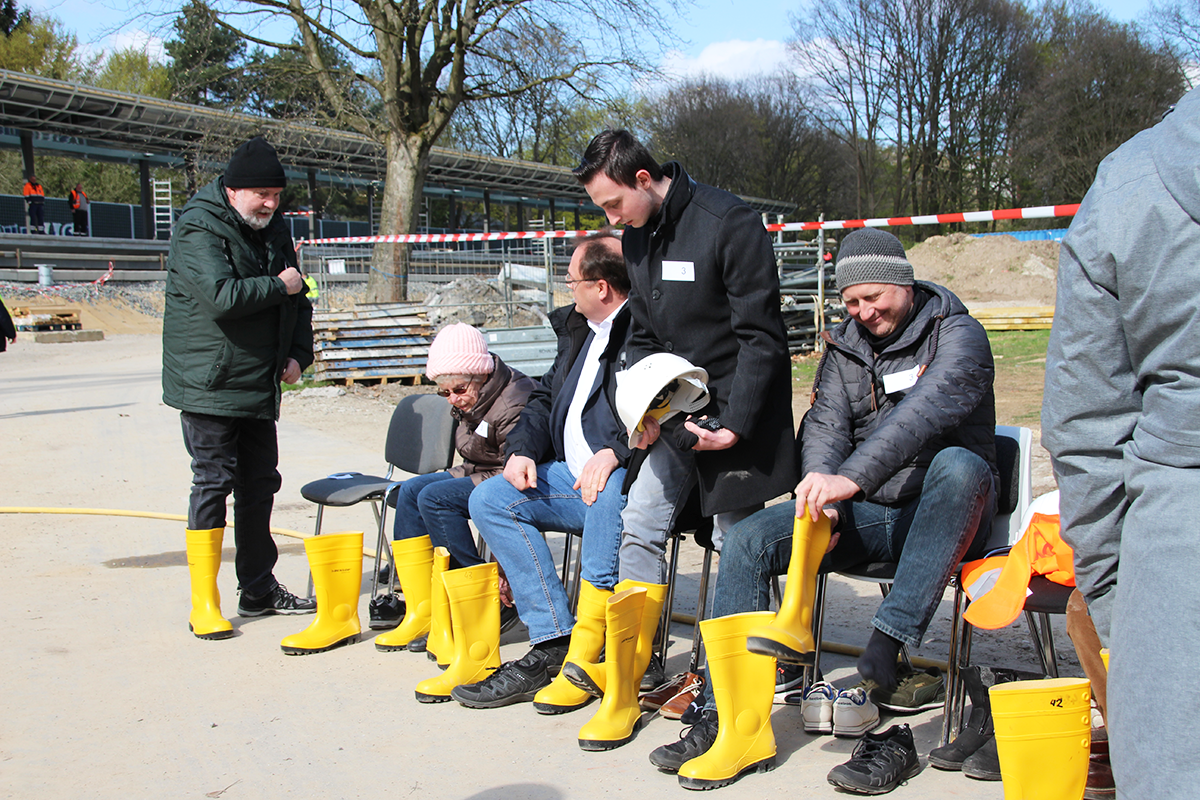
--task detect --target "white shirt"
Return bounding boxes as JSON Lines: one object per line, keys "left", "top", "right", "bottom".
{"left": 564, "top": 301, "right": 627, "bottom": 479}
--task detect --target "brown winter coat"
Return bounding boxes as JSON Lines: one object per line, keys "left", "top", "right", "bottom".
{"left": 447, "top": 354, "right": 537, "bottom": 484}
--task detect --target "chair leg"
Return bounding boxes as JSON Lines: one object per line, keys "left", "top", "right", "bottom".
{"left": 568, "top": 537, "right": 583, "bottom": 614}
{"left": 1039, "top": 611, "right": 1059, "bottom": 677}
{"left": 370, "top": 491, "right": 398, "bottom": 598}
{"left": 655, "top": 530, "right": 684, "bottom": 669}
{"left": 306, "top": 505, "right": 326, "bottom": 598}
{"left": 942, "top": 579, "right": 967, "bottom": 747}
{"left": 1024, "top": 610, "right": 1051, "bottom": 677}
{"left": 807, "top": 572, "right": 828, "bottom": 687}
{"left": 688, "top": 547, "right": 714, "bottom": 673}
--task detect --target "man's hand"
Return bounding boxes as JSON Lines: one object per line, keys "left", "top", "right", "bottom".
{"left": 574, "top": 448, "right": 619, "bottom": 506}
{"left": 632, "top": 415, "right": 661, "bottom": 449}
{"left": 504, "top": 454, "right": 538, "bottom": 491}
{"left": 280, "top": 358, "right": 301, "bottom": 384}
{"left": 794, "top": 472, "right": 860, "bottom": 522}
{"left": 684, "top": 418, "right": 740, "bottom": 451}
{"left": 279, "top": 266, "right": 304, "bottom": 295}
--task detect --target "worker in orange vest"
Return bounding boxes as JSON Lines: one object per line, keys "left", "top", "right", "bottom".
{"left": 22, "top": 174, "right": 44, "bottom": 234}
{"left": 69, "top": 183, "right": 89, "bottom": 237}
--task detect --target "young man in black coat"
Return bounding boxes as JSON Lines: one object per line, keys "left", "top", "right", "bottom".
{"left": 574, "top": 130, "right": 796, "bottom": 589}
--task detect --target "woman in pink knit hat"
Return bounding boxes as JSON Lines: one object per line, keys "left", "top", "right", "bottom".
{"left": 377, "top": 323, "right": 536, "bottom": 635}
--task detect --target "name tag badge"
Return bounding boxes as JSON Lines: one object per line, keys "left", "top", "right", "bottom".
{"left": 662, "top": 260, "right": 695, "bottom": 282}
{"left": 475, "top": 420, "right": 490, "bottom": 438}
{"left": 882, "top": 366, "right": 921, "bottom": 395}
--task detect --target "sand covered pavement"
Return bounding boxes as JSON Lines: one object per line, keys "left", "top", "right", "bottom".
{"left": 0, "top": 333, "right": 1011, "bottom": 799}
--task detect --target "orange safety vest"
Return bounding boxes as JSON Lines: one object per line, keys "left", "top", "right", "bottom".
{"left": 961, "top": 512, "right": 1075, "bottom": 630}
{"left": 69, "top": 188, "right": 87, "bottom": 209}
{"left": 23, "top": 181, "right": 44, "bottom": 201}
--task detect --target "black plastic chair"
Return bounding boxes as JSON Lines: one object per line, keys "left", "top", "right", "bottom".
{"left": 299, "top": 393, "right": 456, "bottom": 597}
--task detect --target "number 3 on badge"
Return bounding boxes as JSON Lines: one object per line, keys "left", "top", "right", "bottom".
{"left": 662, "top": 260, "right": 695, "bottom": 282}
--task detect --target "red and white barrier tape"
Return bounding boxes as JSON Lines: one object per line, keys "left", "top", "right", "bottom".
{"left": 770, "top": 204, "right": 1080, "bottom": 232}
{"left": 295, "top": 203, "right": 1079, "bottom": 246}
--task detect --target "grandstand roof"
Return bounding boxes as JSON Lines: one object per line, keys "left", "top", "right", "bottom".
{"left": 0, "top": 70, "right": 795, "bottom": 215}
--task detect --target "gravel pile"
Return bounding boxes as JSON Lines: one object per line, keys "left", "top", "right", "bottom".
{"left": 0, "top": 281, "right": 165, "bottom": 317}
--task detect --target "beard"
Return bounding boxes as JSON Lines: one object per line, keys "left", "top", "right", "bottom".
{"left": 238, "top": 209, "right": 272, "bottom": 231}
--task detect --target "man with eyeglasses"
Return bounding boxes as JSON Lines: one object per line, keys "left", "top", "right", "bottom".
{"left": 454, "top": 231, "right": 643, "bottom": 710}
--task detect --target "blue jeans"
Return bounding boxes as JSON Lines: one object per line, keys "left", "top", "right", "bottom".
{"left": 713, "top": 447, "right": 996, "bottom": 649}
{"left": 469, "top": 462, "right": 626, "bottom": 644}
{"left": 392, "top": 471, "right": 482, "bottom": 569}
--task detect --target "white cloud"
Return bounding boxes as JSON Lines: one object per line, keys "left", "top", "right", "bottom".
{"left": 658, "top": 38, "right": 791, "bottom": 83}
{"left": 102, "top": 29, "right": 168, "bottom": 63}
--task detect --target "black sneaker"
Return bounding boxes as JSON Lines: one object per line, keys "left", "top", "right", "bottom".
{"left": 450, "top": 646, "right": 564, "bottom": 708}
{"left": 237, "top": 584, "right": 316, "bottom": 617}
{"left": 368, "top": 593, "right": 405, "bottom": 630}
{"left": 679, "top": 695, "right": 705, "bottom": 726}
{"left": 648, "top": 709, "right": 719, "bottom": 773}
{"left": 500, "top": 604, "right": 521, "bottom": 634}
{"left": 774, "top": 661, "right": 806, "bottom": 704}
{"left": 827, "top": 723, "right": 922, "bottom": 795}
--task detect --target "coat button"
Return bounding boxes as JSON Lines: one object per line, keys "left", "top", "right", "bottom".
{"left": 652, "top": 289, "right": 661, "bottom": 300}
{"left": 665, "top": 341, "right": 674, "bottom": 352}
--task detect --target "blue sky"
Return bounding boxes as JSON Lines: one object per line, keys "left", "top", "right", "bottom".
{"left": 28, "top": 0, "right": 1156, "bottom": 81}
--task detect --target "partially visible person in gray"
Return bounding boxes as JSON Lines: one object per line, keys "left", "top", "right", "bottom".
{"left": 1042, "top": 87, "right": 1199, "bottom": 799}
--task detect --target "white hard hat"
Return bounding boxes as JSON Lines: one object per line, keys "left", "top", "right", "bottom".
{"left": 615, "top": 353, "right": 710, "bottom": 449}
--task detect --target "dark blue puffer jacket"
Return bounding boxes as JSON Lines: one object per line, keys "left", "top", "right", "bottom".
{"left": 802, "top": 281, "right": 997, "bottom": 505}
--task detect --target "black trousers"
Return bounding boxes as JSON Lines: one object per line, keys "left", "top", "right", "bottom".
{"left": 72, "top": 208, "right": 88, "bottom": 236}
{"left": 27, "top": 202, "right": 43, "bottom": 231}
{"left": 180, "top": 411, "right": 282, "bottom": 596}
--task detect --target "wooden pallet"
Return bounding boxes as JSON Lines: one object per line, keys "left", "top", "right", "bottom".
{"left": 312, "top": 303, "right": 435, "bottom": 384}
{"left": 970, "top": 306, "right": 1055, "bottom": 331}
{"left": 11, "top": 304, "right": 82, "bottom": 331}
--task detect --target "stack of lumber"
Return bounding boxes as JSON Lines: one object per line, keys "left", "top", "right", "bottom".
{"left": 312, "top": 303, "right": 434, "bottom": 384}
{"left": 10, "top": 305, "right": 82, "bottom": 331}
{"left": 970, "top": 306, "right": 1055, "bottom": 331}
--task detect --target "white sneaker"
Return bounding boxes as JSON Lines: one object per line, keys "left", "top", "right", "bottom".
{"left": 832, "top": 686, "right": 881, "bottom": 738}
{"left": 801, "top": 681, "right": 839, "bottom": 734}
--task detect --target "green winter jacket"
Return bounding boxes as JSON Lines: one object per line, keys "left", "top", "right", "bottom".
{"left": 161, "top": 178, "right": 313, "bottom": 420}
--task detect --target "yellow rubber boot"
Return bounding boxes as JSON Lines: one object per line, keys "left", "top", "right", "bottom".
{"left": 746, "top": 514, "right": 831, "bottom": 664}
{"left": 533, "top": 580, "right": 613, "bottom": 714}
{"left": 185, "top": 528, "right": 234, "bottom": 640}
{"left": 414, "top": 562, "right": 502, "bottom": 703}
{"left": 281, "top": 531, "right": 363, "bottom": 654}
{"left": 564, "top": 579, "right": 667, "bottom": 698}
{"left": 677, "top": 611, "right": 778, "bottom": 789}
{"left": 578, "top": 587, "right": 648, "bottom": 750}
{"left": 990, "top": 677, "right": 1092, "bottom": 800}
{"left": 374, "top": 535, "right": 434, "bottom": 651}
{"left": 425, "top": 547, "right": 455, "bottom": 668}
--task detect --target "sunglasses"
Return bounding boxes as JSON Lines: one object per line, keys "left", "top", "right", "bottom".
{"left": 436, "top": 382, "right": 475, "bottom": 397}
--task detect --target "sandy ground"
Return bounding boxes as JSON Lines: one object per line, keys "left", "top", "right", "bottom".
{"left": 0, "top": 327, "right": 1080, "bottom": 799}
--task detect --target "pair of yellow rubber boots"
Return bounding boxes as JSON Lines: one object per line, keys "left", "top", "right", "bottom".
{"left": 184, "top": 527, "right": 363, "bottom": 654}
{"left": 550, "top": 579, "right": 667, "bottom": 750}
{"left": 368, "top": 537, "right": 502, "bottom": 701}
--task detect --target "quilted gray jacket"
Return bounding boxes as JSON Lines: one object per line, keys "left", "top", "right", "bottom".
{"left": 802, "top": 281, "right": 997, "bottom": 505}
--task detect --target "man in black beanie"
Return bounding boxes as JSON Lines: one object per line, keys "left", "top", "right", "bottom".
{"left": 649, "top": 228, "right": 998, "bottom": 790}
{"left": 162, "top": 135, "right": 316, "bottom": 640}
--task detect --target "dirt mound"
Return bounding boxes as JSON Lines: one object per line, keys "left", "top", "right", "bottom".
{"left": 908, "top": 232, "right": 1059, "bottom": 307}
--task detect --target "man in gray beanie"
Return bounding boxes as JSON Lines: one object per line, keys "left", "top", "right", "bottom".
{"left": 649, "top": 227, "right": 999, "bottom": 788}
{"left": 162, "top": 136, "right": 316, "bottom": 640}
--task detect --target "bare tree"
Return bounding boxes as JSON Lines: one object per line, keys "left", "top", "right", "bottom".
{"left": 791, "top": 0, "right": 894, "bottom": 218}
{"left": 1011, "top": 3, "right": 1184, "bottom": 205}
{"left": 200, "top": 0, "right": 664, "bottom": 301}
{"left": 1149, "top": 0, "right": 1200, "bottom": 76}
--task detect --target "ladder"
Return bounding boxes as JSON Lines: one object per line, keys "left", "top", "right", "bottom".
{"left": 152, "top": 180, "right": 173, "bottom": 239}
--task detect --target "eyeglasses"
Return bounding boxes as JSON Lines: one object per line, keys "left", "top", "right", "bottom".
{"left": 436, "top": 383, "right": 475, "bottom": 397}
{"left": 565, "top": 276, "right": 598, "bottom": 289}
